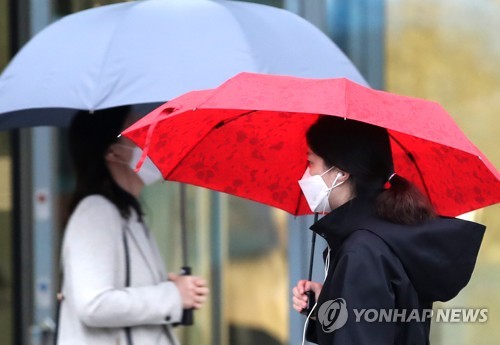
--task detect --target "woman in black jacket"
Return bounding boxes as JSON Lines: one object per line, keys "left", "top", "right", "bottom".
{"left": 292, "top": 116, "right": 485, "bottom": 345}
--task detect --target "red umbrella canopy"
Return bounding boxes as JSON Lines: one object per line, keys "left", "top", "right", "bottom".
{"left": 123, "top": 72, "right": 500, "bottom": 217}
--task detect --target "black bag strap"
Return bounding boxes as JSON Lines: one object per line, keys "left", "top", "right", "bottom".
{"left": 53, "top": 265, "right": 63, "bottom": 345}
{"left": 122, "top": 225, "right": 133, "bottom": 345}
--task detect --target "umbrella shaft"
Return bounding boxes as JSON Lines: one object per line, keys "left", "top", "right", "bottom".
{"left": 180, "top": 184, "right": 189, "bottom": 266}
{"left": 307, "top": 213, "right": 319, "bottom": 281}
{"left": 307, "top": 234, "right": 316, "bottom": 281}
{"left": 388, "top": 134, "right": 432, "bottom": 202}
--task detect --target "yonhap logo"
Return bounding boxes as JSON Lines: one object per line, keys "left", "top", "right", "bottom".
{"left": 317, "top": 298, "right": 348, "bottom": 333}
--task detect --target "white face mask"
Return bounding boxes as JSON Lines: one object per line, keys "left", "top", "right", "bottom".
{"left": 129, "top": 147, "right": 163, "bottom": 185}
{"left": 298, "top": 167, "right": 345, "bottom": 213}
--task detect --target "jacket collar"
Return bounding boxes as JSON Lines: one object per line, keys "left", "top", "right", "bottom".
{"left": 310, "top": 197, "right": 376, "bottom": 246}
{"left": 310, "top": 197, "right": 487, "bottom": 303}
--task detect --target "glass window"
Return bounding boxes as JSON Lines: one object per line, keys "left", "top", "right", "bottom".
{"left": 225, "top": 196, "right": 289, "bottom": 345}
{"left": 0, "top": 0, "right": 13, "bottom": 344}
{"left": 0, "top": 0, "right": 9, "bottom": 70}
{"left": 0, "top": 135, "right": 13, "bottom": 345}
{"left": 54, "top": 0, "right": 126, "bottom": 15}
{"left": 386, "top": 1, "right": 500, "bottom": 344}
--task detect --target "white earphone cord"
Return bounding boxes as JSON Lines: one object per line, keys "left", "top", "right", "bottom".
{"left": 301, "top": 245, "right": 331, "bottom": 345}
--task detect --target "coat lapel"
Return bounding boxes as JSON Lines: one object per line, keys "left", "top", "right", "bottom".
{"left": 148, "top": 234, "right": 167, "bottom": 277}
{"left": 125, "top": 223, "right": 164, "bottom": 283}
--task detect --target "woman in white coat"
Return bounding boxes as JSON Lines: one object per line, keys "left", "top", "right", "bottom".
{"left": 57, "top": 106, "right": 209, "bottom": 345}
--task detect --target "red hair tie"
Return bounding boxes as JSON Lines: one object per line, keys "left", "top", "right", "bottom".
{"left": 384, "top": 173, "right": 396, "bottom": 190}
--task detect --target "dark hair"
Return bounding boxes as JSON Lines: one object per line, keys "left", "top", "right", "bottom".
{"left": 68, "top": 106, "right": 143, "bottom": 221}
{"left": 306, "top": 116, "right": 435, "bottom": 225}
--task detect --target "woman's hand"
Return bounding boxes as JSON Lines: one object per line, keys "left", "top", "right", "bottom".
{"left": 168, "top": 273, "right": 209, "bottom": 309}
{"left": 292, "top": 280, "right": 323, "bottom": 313}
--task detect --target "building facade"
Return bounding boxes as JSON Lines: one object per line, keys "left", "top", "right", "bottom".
{"left": 0, "top": 0, "right": 498, "bottom": 344}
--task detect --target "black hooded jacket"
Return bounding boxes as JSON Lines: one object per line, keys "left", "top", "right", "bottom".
{"left": 305, "top": 197, "right": 485, "bottom": 345}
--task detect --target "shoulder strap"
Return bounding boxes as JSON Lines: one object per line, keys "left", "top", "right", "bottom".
{"left": 53, "top": 266, "right": 63, "bottom": 345}
{"left": 122, "top": 225, "right": 131, "bottom": 286}
{"left": 122, "top": 225, "right": 133, "bottom": 345}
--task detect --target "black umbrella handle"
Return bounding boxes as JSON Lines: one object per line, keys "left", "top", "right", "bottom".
{"left": 179, "top": 266, "right": 194, "bottom": 326}
{"left": 300, "top": 290, "right": 316, "bottom": 316}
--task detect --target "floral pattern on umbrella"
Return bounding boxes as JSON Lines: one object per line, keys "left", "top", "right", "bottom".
{"left": 123, "top": 73, "right": 500, "bottom": 217}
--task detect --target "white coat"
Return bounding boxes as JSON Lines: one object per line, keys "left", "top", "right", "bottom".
{"left": 57, "top": 195, "right": 182, "bottom": 345}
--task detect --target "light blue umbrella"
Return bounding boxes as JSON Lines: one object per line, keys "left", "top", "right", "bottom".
{"left": 0, "top": 0, "right": 368, "bottom": 328}
{"left": 0, "top": 0, "right": 366, "bottom": 130}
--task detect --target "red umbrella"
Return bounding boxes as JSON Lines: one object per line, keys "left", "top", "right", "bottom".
{"left": 122, "top": 72, "right": 500, "bottom": 217}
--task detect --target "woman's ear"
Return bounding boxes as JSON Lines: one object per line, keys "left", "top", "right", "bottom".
{"left": 336, "top": 169, "right": 350, "bottom": 183}
{"left": 104, "top": 146, "right": 118, "bottom": 163}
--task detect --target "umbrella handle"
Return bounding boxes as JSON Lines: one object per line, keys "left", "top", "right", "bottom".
{"left": 179, "top": 266, "right": 194, "bottom": 326}
{"left": 300, "top": 290, "right": 316, "bottom": 316}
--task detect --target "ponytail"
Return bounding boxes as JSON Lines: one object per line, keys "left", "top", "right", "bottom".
{"left": 376, "top": 174, "right": 435, "bottom": 225}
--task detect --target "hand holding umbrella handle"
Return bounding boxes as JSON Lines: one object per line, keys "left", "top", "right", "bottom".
{"left": 300, "top": 290, "right": 316, "bottom": 316}
{"left": 179, "top": 266, "right": 194, "bottom": 326}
